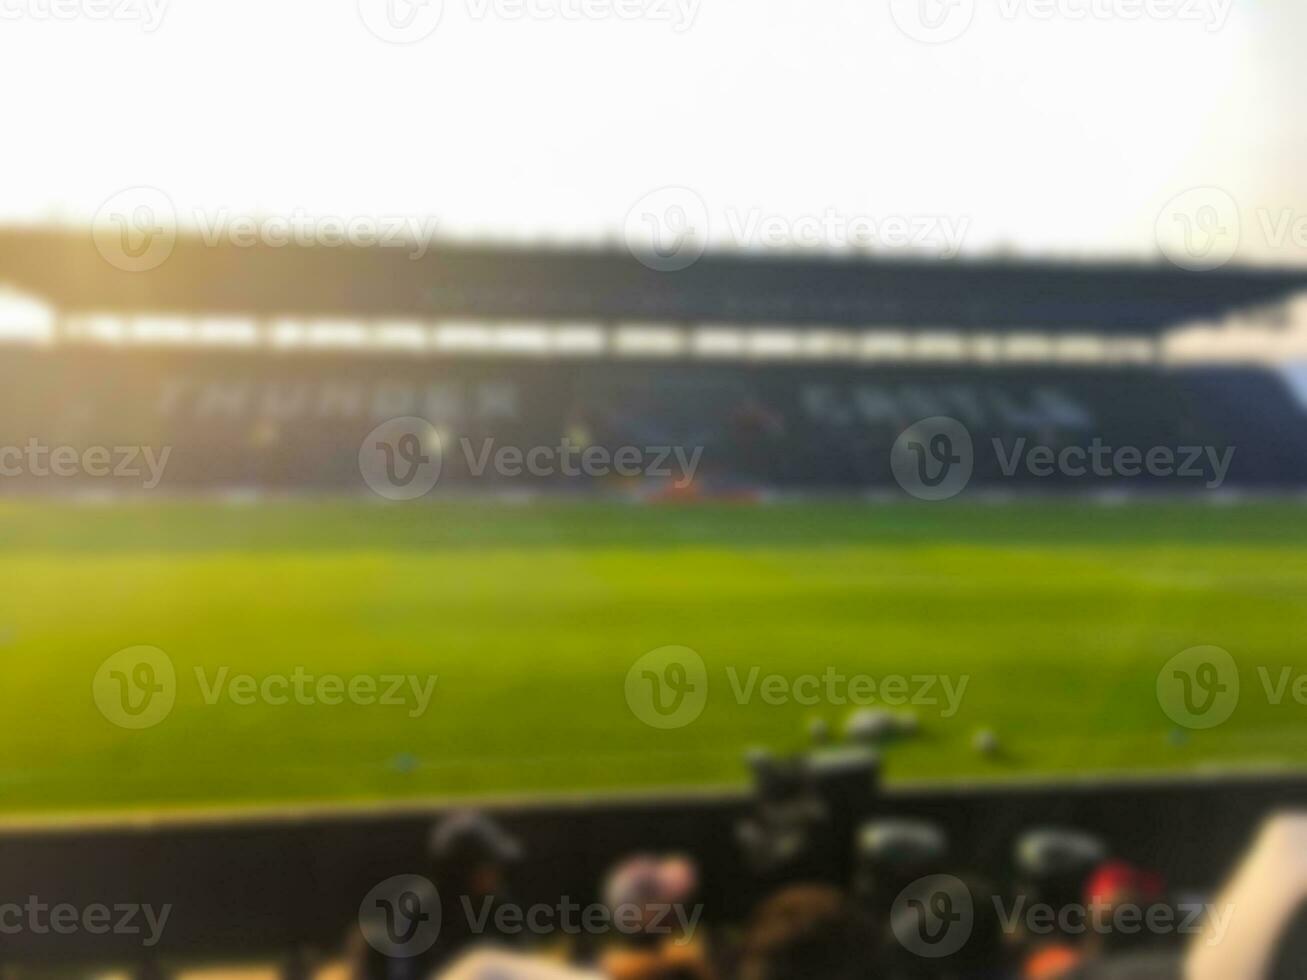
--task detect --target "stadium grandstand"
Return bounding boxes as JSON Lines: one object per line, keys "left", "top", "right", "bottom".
{"left": 2, "top": 229, "right": 1307, "bottom": 495}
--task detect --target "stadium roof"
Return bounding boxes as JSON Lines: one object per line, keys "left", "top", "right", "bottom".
{"left": 2, "top": 229, "right": 1304, "bottom": 334}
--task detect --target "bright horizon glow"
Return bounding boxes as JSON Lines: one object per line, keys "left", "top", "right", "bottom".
{"left": 0, "top": 0, "right": 1304, "bottom": 265}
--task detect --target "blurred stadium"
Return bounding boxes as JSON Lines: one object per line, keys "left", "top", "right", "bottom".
{"left": 3, "top": 227, "right": 1307, "bottom": 977}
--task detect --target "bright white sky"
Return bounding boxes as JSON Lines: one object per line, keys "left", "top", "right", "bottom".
{"left": 1, "top": 0, "right": 1304, "bottom": 262}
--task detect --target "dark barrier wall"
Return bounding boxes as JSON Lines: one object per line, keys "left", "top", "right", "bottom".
{"left": 3, "top": 771, "right": 1306, "bottom": 968}
{"left": 1, "top": 348, "right": 1305, "bottom": 492}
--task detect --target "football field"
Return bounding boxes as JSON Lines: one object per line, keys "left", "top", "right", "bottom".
{"left": 1, "top": 498, "right": 1306, "bottom": 816}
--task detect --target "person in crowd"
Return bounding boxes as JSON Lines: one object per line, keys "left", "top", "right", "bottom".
{"left": 734, "top": 884, "right": 864, "bottom": 980}
{"left": 1022, "top": 859, "right": 1168, "bottom": 979}
{"left": 596, "top": 853, "right": 712, "bottom": 979}
{"left": 427, "top": 809, "right": 526, "bottom": 960}
{"left": 854, "top": 819, "right": 950, "bottom": 941}
{"left": 351, "top": 810, "right": 524, "bottom": 980}
{"left": 603, "top": 855, "right": 700, "bottom": 946}
{"left": 1009, "top": 829, "right": 1108, "bottom": 978}
{"left": 882, "top": 874, "right": 1008, "bottom": 980}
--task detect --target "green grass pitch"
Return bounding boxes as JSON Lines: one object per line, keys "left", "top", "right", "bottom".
{"left": 1, "top": 497, "right": 1306, "bottom": 816}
